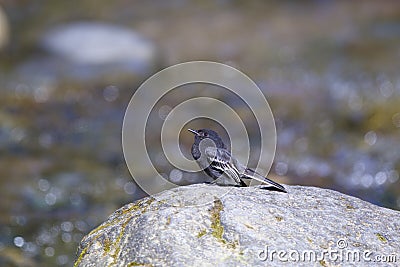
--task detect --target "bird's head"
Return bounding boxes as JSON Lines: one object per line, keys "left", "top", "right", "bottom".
{"left": 188, "top": 128, "right": 226, "bottom": 149}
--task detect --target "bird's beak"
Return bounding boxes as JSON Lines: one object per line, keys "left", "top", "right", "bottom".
{"left": 188, "top": 129, "right": 199, "bottom": 136}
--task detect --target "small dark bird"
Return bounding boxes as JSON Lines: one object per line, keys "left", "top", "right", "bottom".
{"left": 188, "top": 128, "right": 287, "bottom": 193}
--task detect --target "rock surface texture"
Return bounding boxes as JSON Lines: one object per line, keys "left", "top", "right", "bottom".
{"left": 75, "top": 184, "right": 400, "bottom": 266}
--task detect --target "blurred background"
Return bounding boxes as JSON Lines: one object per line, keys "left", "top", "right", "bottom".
{"left": 1, "top": 1, "right": 400, "bottom": 266}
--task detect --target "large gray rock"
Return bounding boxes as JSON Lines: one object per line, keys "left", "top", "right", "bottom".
{"left": 74, "top": 184, "right": 400, "bottom": 266}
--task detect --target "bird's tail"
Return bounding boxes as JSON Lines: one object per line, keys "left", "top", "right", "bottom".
{"left": 242, "top": 168, "right": 287, "bottom": 193}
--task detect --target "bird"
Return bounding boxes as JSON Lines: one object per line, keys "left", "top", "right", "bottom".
{"left": 188, "top": 128, "right": 287, "bottom": 193}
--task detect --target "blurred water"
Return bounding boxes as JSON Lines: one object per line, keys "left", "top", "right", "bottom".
{"left": 0, "top": 1, "right": 400, "bottom": 266}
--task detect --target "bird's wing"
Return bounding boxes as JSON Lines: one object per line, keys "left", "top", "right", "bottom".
{"left": 205, "top": 148, "right": 286, "bottom": 192}
{"left": 242, "top": 168, "right": 287, "bottom": 193}
{"left": 204, "top": 147, "right": 244, "bottom": 185}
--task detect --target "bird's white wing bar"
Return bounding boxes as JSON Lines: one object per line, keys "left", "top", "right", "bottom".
{"left": 205, "top": 147, "right": 242, "bottom": 185}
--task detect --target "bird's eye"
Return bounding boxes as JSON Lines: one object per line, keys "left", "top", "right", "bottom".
{"left": 204, "top": 132, "right": 208, "bottom": 137}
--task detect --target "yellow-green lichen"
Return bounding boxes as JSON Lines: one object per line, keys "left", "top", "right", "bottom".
{"left": 73, "top": 246, "right": 88, "bottom": 267}
{"left": 109, "top": 216, "right": 135, "bottom": 266}
{"left": 85, "top": 197, "right": 155, "bottom": 239}
{"left": 141, "top": 197, "right": 156, "bottom": 212}
{"left": 210, "top": 198, "right": 225, "bottom": 242}
{"left": 74, "top": 197, "right": 156, "bottom": 266}
{"left": 103, "top": 237, "right": 111, "bottom": 255}
{"left": 127, "top": 262, "right": 153, "bottom": 267}
{"left": 375, "top": 233, "right": 387, "bottom": 243}
{"left": 319, "top": 259, "right": 328, "bottom": 267}
{"left": 197, "top": 229, "right": 207, "bottom": 238}
{"left": 208, "top": 198, "right": 239, "bottom": 249}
